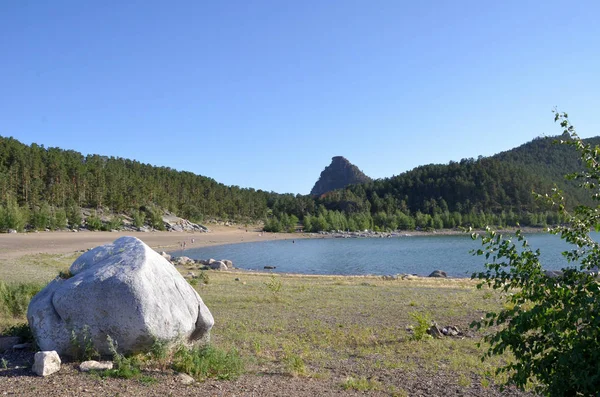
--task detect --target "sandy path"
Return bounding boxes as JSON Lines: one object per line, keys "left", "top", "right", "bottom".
{"left": 0, "top": 225, "right": 304, "bottom": 260}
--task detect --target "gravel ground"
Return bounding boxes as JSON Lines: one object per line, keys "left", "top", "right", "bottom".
{"left": 0, "top": 350, "right": 533, "bottom": 396}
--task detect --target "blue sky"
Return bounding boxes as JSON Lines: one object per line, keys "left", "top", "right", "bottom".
{"left": 1, "top": 1, "right": 599, "bottom": 194}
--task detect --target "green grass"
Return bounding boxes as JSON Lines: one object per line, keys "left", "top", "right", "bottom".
{"left": 172, "top": 345, "right": 244, "bottom": 381}
{"left": 198, "top": 272, "right": 512, "bottom": 389}
{"left": 0, "top": 252, "right": 515, "bottom": 392}
{"left": 0, "top": 252, "right": 79, "bottom": 284}
{"left": 341, "top": 376, "right": 382, "bottom": 391}
{"left": 0, "top": 280, "right": 43, "bottom": 332}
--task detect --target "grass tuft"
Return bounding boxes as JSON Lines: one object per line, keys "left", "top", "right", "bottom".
{"left": 172, "top": 345, "right": 244, "bottom": 381}
{"left": 341, "top": 376, "right": 382, "bottom": 391}
{"left": 0, "top": 280, "right": 42, "bottom": 324}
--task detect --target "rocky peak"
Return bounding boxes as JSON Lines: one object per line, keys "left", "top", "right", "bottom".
{"left": 310, "top": 156, "right": 372, "bottom": 196}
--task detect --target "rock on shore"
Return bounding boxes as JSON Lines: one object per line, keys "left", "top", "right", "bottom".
{"left": 27, "top": 236, "right": 214, "bottom": 356}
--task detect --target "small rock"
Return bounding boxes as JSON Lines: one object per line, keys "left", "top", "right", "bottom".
{"left": 177, "top": 372, "right": 195, "bottom": 385}
{"left": 32, "top": 351, "right": 61, "bottom": 376}
{"left": 160, "top": 252, "right": 172, "bottom": 261}
{"left": 234, "top": 278, "right": 240, "bottom": 281}
{"left": 0, "top": 336, "right": 21, "bottom": 351}
{"left": 12, "top": 343, "right": 32, "bottom": 350}
{"left": 79, "top": 360, "right": 114, "bottom": 372}
{"left": 428, "top": 270, "right": 447, "bottom": 278}
{"left": 8, "top": 229, "right": 17, "bottom": 234}
{"left": 426, "top": 324, "right": 444, "bottom": 339}
{"left": 443, "top": 325, "right": 461, "bottom": 336}
{"left": 221, "top": 260, "right": 233, "bottom": 268}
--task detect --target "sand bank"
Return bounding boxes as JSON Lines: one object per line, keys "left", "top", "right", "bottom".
{"left": 0, "top": 225, "right": 307, "bottom": 261}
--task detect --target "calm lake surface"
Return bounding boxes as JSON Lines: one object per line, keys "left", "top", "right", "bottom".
{"left": 172, "top": 232, "right": 593, "bottom": 278}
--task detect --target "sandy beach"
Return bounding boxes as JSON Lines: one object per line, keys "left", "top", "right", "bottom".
{"left": 0, "top": 225, "right": 305, "bottom": 261}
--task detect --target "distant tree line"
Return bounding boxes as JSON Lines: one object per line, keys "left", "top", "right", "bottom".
{"left": 0, "top": 134, "right": 591, "bottom": 232}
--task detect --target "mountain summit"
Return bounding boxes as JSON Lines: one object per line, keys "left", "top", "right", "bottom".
{"left": 310, "top": 156, "right": 372, "bottom": 196}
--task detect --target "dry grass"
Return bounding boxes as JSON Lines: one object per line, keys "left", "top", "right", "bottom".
{"left": 0, "top": 252, "right": 78, "bottom": 284}
{"left": 195, "top": 271, "right": 512, "bottom": 388}
{"left": 1, "top": 253, "right": 517, "bottom": 393}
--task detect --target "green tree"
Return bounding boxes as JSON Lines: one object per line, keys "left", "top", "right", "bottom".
{"left": 471, "top": 112, "right": 600, "bottom": 396}
{"left": 66, "top": 203, "right": 82, "bottom": 229}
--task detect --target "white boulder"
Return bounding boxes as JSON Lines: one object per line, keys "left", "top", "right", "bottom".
{"left": 209, "top": 261, "right": 228, "bottom": 271}
{"left": 27, "top": 236, "right": 214, "bottom": 356}
{"left": 32, "top": 351, "right": 61, "bottom": 376}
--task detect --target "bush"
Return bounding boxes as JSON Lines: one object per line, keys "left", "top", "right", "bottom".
{"left": 409, "top": 311, "right": 432, "bottom": 341}
{"left": 131, "top": 209, "right": 145, "bottom": 228}
{"left": 29, "top": 202, "right": 52, "bottom": 230}
{"left": 146, "top": 206, "right": 165, "bottom": 231}
{"left": 2, "top": 322, "right": 35, "bottom": 342}
{"left": 70, "top": 325, "right": 100, "bottom": 361}
{"left": 85, "top": 212, "right": 102, "bottom": 231}
{"left": 0, "top": 281, "right": 43, "bottom": 319}
{"left": 51, "top": 207, "right": 68, "bottom": 230}
{"left": 471, "top": 112, "right": 600, "bottom": 396}
{"left": 0, "top": 200, "right": 26, "bottom": 231}
{"left": 67, "top": 204, "right": 83, "bottom": 229}
{"left": 104, "top": 335, "right": 142, "bottom": 379}
{"left": 172, "top": 345, "right": 244, "bottom": 381}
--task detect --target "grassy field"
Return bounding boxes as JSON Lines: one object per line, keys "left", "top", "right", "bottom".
{"left": 1, "top": 253, "right": 522, "bottom": 395}
{"left": 197, "top": 271, "right": 513, "bottom": 390}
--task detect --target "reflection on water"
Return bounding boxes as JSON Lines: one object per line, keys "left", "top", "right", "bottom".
{"left": 171, "top": 232, "right": 592, "bottom": 278}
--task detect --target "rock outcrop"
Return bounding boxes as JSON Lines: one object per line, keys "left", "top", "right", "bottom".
{"left": 310, "top": 156, "right": 372, "bottom": 196}
{"left": 27, "top": 237, "right": 214, "bottom": 356}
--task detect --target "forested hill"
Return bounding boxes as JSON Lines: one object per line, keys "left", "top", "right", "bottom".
{"left": 0, "top": 136, "right": 295, "bottom": 223}
{"left": 0, "top": 133, "right": 598, "bottom": 233}
{"left": 285, "top": 134, "right": 600, "bottom": 232}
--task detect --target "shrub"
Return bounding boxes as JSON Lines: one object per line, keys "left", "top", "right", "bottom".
{"left": 103, "top": 335, "right": 142, "bottom": 379}
{"left": 471, "top": 112, "right": 600, "bottom": 396}
{"left": 2, "top": 322, "right": 35, "bottom": 342}
{"left": 0, "top": 281, "right": 43, "bottom": 319}
{"left": 131, "top": 209, "right": 145, "bottom": 228}
{"left": 66, "top": 204, "right": 83, "bottom": 229}
{"left": 85, "top": 212, "right": 102, "bottom": 231}
{"left": 172, "top": 345, "right": 244, "bottom": 381}
{"left": 70, "top": 325, "right": 99, "bottom": 361}
{"left": 409, "top": 311, "right": 432, "bottom": 341}
{"left": 0, "top": 200, "right": 26, "bottom": 231}
{"left": 264, "top": 275, "right": 282, "bottom": 295}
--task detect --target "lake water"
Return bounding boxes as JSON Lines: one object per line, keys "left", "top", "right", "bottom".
{"left": 171, "top": 232, "right": 589, "bottom": 278}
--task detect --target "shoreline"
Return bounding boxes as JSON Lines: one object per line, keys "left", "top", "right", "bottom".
{"left": 0, "top": 226, "right": 549, "bottom": 281}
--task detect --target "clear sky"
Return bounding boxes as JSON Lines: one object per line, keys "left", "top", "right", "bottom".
{"left": 1, "top": 1, "right": 599, "bottom": 194}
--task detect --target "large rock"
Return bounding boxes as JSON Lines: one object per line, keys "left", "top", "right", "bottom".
{"left": 209, "top": 260, "right": 228, "bottom": 271}
{"left": 32, "top": 351, "right": 61, "bottom": 376}
{"left": 27, "top": 236, "right": 214, "bottom": 356}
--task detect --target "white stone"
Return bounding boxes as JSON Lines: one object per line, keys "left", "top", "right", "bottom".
{"left": 27, "top": 236, "right": 214, "bottom": 356}
{"left": 79, "top": 360, "right": 114, "bottom": 372}
{"left": 32, "top": 351, "right": 61, "bottom": 376}
{"left": 177, "top": 372, "right": 195, "bottom": 385}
